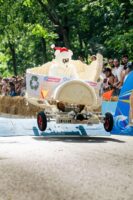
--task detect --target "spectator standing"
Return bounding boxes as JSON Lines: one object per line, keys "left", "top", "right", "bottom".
{"left": 103, "top": 68, "right": 115, "bottom": 92}
{"left": 112, "top": 59, "right": 123, "bottom": 83}
{"left": 0, "top": 76, "right": 2, "bottom": 95}
{"left": 20, "top": 80, "right": 26, "bottom": 96}
{"left": 121, "top": 55, "right": 128, "bottom": 69}
{"left": 0, "top": 75, "right": 26, "bottom": 97}
{"left": 124, "top": 62, "right": 133, "bottom": 82}
{"left": 15, "top": 78, "right": 22, "bottom": 95}
{"left": 0, "top": 76, "right": 2, "bottom": 83}
{"left": 0, "top": 83, "right": 2, "bottom": 95}
{"left": 9, "top": 82, "right": 16, "bottom": 96}
{"left": 1, "top": 78, "right": 9, "bottom": 96}
{"left": 107, "top": 58, "right": 114, "bottom": 69}
{"left": 116, "top": 55, "right": 129, "bottom": 90}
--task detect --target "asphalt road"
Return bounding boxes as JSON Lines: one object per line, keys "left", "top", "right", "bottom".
{"left": 0, "top": 135, "right": 133, "bottom": 200}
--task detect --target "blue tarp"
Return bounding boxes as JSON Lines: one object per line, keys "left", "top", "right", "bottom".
{"left": 102, "top": 101, "right": 117, "bottom": 115}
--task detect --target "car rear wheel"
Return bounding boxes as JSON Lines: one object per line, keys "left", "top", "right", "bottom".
{"left": 37, "top": 111, "right": 47, "bottom": 131}
{"left": 104, "top": 112, "right": 113, "bottom": 132}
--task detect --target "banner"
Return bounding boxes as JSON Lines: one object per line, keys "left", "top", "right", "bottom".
{"left": 26, "top": 73, "right": 69, "bottom": 99}
{"left": 26, "top": 72, "right": 100, "bottom": 101}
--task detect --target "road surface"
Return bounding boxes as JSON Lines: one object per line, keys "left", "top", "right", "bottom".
{"left": 0, "top": 135, "right": 133, "bottom": 200}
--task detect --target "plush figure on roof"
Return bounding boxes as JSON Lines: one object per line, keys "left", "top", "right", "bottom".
{"left": 48, "top": 45, "right": 78, "bottom": 78}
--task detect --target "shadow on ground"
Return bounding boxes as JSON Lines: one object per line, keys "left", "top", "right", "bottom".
{"left": 33, "top": 136, "right": 125, "bottom": 144}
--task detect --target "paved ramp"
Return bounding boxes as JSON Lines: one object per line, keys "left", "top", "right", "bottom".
{"left": 0, "top": 116, "right": 109, "bottom": 137}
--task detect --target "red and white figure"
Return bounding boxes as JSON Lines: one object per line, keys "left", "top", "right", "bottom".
{"left": 48, "top": 45, "right": 78, "bottom": 78}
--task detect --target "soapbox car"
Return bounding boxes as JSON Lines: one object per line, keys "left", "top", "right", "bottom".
{"left": 26, "top": 53, "right": 103, "bottom": 132}
{"left": 26, "top": 75, "right": 102, "bottom": 131}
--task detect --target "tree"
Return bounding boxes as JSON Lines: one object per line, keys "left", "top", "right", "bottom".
{"left": 0, "top": 0, "right": 132, "bottom": 76}
{"left": 0, "top": 0, "right": 58, "bottom": 75}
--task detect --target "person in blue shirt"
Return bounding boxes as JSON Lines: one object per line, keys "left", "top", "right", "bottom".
{"left": 9, "top": 81, "right": 16, "bottom": 97}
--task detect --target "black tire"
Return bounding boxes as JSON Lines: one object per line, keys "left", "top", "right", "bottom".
{"left": 37, "top": 111, "right": 47, "bottom": 131}
{"left": 104, "top": 112, "right": 113, "bottom": 132}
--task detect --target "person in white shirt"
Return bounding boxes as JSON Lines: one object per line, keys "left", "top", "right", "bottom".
{"left": 113, "top": 61, "right": 132, "bottom": 96}
{"left": 111, "top": 59, "right": 123, "bottom": 96}
{"left": 112, "top": 59, "right": 123, "bottom": 82}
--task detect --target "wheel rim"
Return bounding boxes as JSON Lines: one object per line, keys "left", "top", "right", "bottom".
{"left": 38, "top": 115, "right": 43, "bottom": 129}
{"left": 105, "top": 118, "right": 110, "bottom": 129}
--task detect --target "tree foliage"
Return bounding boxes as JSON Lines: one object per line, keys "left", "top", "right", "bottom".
{"left": 0, "top": 0, "right": 132, "bottom": 75}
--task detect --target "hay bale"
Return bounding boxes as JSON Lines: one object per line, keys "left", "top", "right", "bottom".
{"left": 16, "top": 97, "right": 26, "bottom": 115}
{"left": 10, "top": 106, "right": 18, "bottom": 115}
{"left": 0, "top": 96, "right": 46, "bottom": 116}
{"left": 2, "top": 96, "right": 13, "bottom": 107}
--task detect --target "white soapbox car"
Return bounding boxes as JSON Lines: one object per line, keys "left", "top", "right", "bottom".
{"left": 26, "top": 55, "right": 103, "bottom": 132}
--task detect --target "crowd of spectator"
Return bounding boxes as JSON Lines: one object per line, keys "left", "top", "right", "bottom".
{"left": 102, "top": 55, "right": 133, "bottom": 96}
{"left": 0, "top": 75, "right": 26, "bottom": 97}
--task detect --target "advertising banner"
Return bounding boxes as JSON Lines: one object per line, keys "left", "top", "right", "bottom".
{"left": 26, "top": 72, "right": 99, "bottom": 100}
